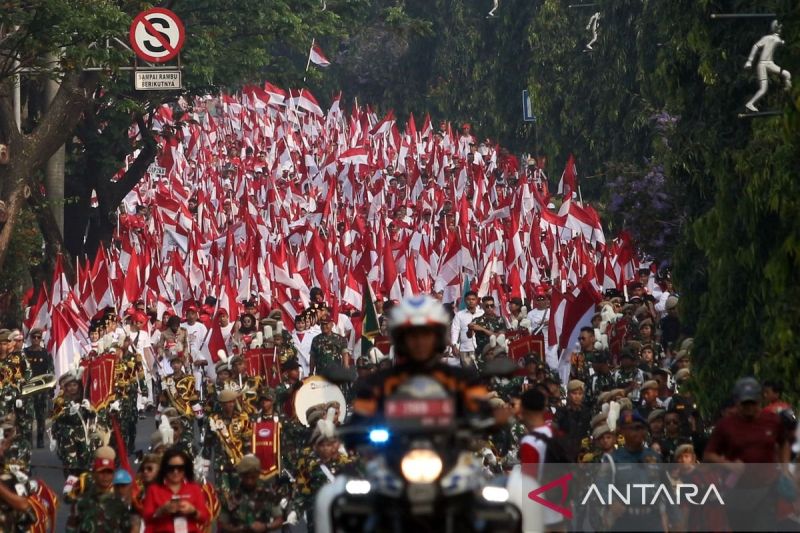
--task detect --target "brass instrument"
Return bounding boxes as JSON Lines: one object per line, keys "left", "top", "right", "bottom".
{"left": 21, "top": 374, "right": 57, "bottom": 397}
{"left": 210, "top": 413, "right": 250, "bottom": 465}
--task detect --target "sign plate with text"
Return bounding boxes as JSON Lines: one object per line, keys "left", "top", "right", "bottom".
{"left": 135, "top": 70, "right": 182, "bottom": 90}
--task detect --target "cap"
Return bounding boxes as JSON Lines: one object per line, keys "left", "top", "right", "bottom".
{"left": 282, "top": 358, "right": 300, "bottom": 371}
{"left": 590, "top": 411, "right": 608, "bottom": 429}
{"left": 509, "top": 297, "right": 523, "bottom": 306}
{"left": 619, "top": 348, "right": 637, "bottom": 361}
{"left": 665, "top": 296, "right": 679, "bottom": 311}
{"left": 215, "top": 361, "right": 231, "bottom": 374}
{"left": 592, "top": 424, "right": 613, "bottom": 439}
{"left": 0, "top": 330, "right": 10, "bottom": 342}
{"left": 236, "top": 454, "right": 262, "bottom": 474}
{"left": 638, "top": 318, "right": 653, "bottom": 329}
{"left": 567, "top": 379, "right": 585, "bottom": 392}
{"left": 113, "top": 469, "right": 133, "bottom": 485}
{"left": 675, "top": 368, "right": 691, "bottom": 383}
{"left": 59, "top": 371, "right": 80, "bottom": 388}
{"left": 733, "top": 377, "right": 761, "bottom": 403}
{"left": 94, "top": 445, "right": 117, "bottom": 471}
{"left": 257, "top": 387, "right": 275, "bottom": 401}
{"left": 218, "top": 389, "right": 241, "bottom": 403}
{"left": 674, "top": 443, "right": 695, "bottom": 459}
{"left": 641, "top": 380, "right": 659, "bottom": 392}
{"left": 647, "top": 409, "right": 666, "bottom": 423}
{"left": 8, "top": 330, "right": 23, "bottom": 342}
{"left": 28, "top": 328, "right": 43, "bottom": 338}
{"left": 618, "top": 409, "right": 649, "bottom": 428}
{"left": 592, "top": 351, "right": 610, "bottom": 364}
{"left": 185, "top": 304, "right": 199, "bottom": 313}
{"left": 150, "top": 431, "right": 164, "bottom": 449}
{"left": 597, "top": 389, "right": 625, "bottom": 404}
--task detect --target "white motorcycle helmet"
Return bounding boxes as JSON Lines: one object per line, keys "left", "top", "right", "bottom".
{"left": 388, "top": 295, "right": 450, "bottom": 364}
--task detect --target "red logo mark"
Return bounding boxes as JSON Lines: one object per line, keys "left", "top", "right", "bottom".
{"left": 527, "top": 473, "right": 573, "bottom": 519}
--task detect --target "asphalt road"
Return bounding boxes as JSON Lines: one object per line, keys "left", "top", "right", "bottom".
{"left": 30, "top": 413, "right": 157, "bottom": 532}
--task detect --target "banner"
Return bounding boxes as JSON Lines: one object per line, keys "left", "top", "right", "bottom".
{"left": 508, "top": 333, "right": 545, "bottom": 375}
{"left": 81, "top": 352, "right": 116, "bottom": 409}
{"left": 244, "top": 348, "right": 281, "bottom": 387}
{"left": 252, "top": 419, "right": 281, "bottom": 478}
{"left": 607, "top": 318, "right": 629, "bottom": 362}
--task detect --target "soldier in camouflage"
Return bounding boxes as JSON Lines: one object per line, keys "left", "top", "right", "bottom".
{"left": 309, "top": 318, "right": 349, "bottom": 375}
{"left": 202, "top": 389, "right": 252, "bottom": 493}
{"left": 218, "top": 454, "right": 288, "bottom": 532}
{"left": 0, "top": 413, "right": 44, "bottom": 532}
{"left": 65, "top": 446, "right": 131, "bottom": 533}
{"left": 22, "top": 328, "right": 53, "bottom": 449}
{"left": 50, "top": 370, "right": 98, "bottom": 477}
{"left": 585, "top": 350, "right": 615, "bottom": 408}
{"left": 295, "top": 426, "right": 354, "bottom": 531}
{"left": 468, "top": 296, "right": 507, "bottom": 369}
{"left": 114, "top": 340, "right": 147, "bottom": 450}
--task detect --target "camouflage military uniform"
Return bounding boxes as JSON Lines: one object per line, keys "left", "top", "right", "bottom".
{"left": 22, "top": 346, "right": 53, "bottom": 447}
{"left": 116, "top": 349, "right": 146, "bottom": 449}
{"left": 309, "top": 332, "right": 348, "bottom": 374}
{"left": 570, "top": 351, "right": 593, "bottom": 383}
{"left": 295, "top": 452, "right": 354, "bottom": 529}
{"left": 3, "top": 352, "right": 33, "bottom": 453}
{"left": 472, "top": 314, "right": 507, "bottom": 359}
{"left": 202, "top": 412, "right": 252, "bottom": 493}
{"left": 65, "top": 482, "right": 130, "bottom": 533}
{"left": 280, "top": 416, "right": 310, "bottom": 476}
{"left": 0, "top": 476, "right": 37, "bottom": 532}
{"left": 219, "top": 478, "right": 283, "bottom": 531}
{"left": 585, "top": 372, "right": 615, "bottom": 408}
{"left": 50, "top": 397, "right": 97, "bottom": 475}
{"left": 614, "top": 367, "right": 643, "bottom": 392}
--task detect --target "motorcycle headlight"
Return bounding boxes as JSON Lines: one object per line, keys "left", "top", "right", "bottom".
{"left": 400, "top": 449, "right": 443, "bottom": 483}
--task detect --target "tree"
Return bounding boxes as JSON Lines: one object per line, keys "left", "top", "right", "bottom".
{"left": 0, "top": 0, "right": 345, "bottom": 281}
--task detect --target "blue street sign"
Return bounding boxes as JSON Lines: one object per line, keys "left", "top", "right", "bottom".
{"left": 522, "top": 90, "right": 536, "bottom": 122}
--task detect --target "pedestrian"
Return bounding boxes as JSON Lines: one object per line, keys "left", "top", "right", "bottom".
{"left": 23, "top": 327, "right": 53, "bottom": 449}
{"left": 66, "top": 446, "right": 132, "bottom": 532}
{"left": 218, "top": 454, "right": 290, "bottom": 532}
{"left": 142, "top": 447, "right": 210, "bottom": 532}
{"left": 704, "top": 377, "right": 789, "bottom": 531}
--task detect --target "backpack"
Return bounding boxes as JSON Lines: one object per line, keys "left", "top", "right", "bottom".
{"left": 529, "top": 429, "right": 573, "bottom": 508}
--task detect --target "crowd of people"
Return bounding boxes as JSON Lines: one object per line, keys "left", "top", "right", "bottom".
{"left": 0, "top": 85, "right": 791, "bottom": 531}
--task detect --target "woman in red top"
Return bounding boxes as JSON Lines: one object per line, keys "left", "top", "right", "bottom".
{"left": 142, "top": 447, "right": 210, "bottom": 533}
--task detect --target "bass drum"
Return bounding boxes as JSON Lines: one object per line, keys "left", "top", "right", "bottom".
{"left": 293, "top": 376, "right": 347, "bottom": 426}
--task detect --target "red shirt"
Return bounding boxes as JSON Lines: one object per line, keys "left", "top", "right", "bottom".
{"left": 142, "top": 481, "right": 210, "bottom": 533}
{"left": 705, "top": 410, "right": 786, "bottom": 463}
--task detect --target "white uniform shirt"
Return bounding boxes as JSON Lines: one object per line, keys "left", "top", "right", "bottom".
{"left": 450, "top": 307, "right": 484, "bottom": 353}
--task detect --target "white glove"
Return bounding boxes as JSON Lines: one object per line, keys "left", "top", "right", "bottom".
{"left": 109, "top": 400, "right": 121, "bottom": 413}
{"left": 744, "top": 60, "right": 752, "bottom": 69}
{"left": 285, "top": 511, "right": 299, "bottom": 525}
{"left": 607, "top": 401, "right": 621, "bottom": 432}
{"left": 8, "top": 464, "right": 28, "bottom": 484}
{"left": 280, "top": 497, "right": 289, "bottom": 510}
{"left": 63, "top": 475, "right": 78, "bottom": 495}
{"left": 481, "top": 448, "right": 497, "bottom": 466}
{"left": 69, "top": 402, "right": 80, "bottom": 416}
{"left": 14, "top": 399, "right": 22, "bottom": 409}
{"left": 80, "top": 399, "right": 92, "bottom": 411}
{"left": 49, "top": 437, "right": 57, "bottom": 453}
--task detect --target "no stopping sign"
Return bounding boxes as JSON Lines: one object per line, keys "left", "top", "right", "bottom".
{"left": 129, "top": 8, "right": 185, "bottom": 63}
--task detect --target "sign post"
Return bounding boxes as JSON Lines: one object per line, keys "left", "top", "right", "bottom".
{"left": 129, "top": 8, "right": 185, "bottom": 91}
{"left": 522, "top": 90, "right": 536, "bottom": 122}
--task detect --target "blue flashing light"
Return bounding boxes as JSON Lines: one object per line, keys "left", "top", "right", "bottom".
{"left": 368, "top": 428, "right": 390, "bottom": 444}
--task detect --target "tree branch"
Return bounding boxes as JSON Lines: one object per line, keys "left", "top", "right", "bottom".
{"left": 107, "top": 115, "right": 157, "bottom": 206}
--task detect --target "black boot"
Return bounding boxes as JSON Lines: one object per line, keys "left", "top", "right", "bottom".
{"left": 36, "top": 434, "right": 44, "bottom": 449}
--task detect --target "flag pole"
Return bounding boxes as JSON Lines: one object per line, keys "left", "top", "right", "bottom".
{"left": 304, "top": 38, "right": 315, "bottom": 83}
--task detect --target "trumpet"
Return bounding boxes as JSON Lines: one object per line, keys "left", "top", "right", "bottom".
{"left": 21, "top": 374, "right": 57, "bottom": 397}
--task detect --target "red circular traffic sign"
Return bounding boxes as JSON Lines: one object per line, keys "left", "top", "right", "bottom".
{"left": 129, "top": 8, "right": 185, "bottom": 63}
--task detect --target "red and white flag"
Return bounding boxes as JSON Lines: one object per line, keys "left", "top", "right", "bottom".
{"left": 309, "top": 43, "right": 331, "bottom": 68}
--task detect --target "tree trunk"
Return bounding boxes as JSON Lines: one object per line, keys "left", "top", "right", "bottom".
{"left": 0, "top": 72, "right": 97, "bottom": 276}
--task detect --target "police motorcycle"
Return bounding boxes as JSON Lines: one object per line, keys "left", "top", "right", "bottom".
{"left": 314, "top": 358, "right": 525, "bottom": 533}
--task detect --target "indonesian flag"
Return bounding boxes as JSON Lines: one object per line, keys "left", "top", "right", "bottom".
{"left": 339, "top": 146, "right": 369, "bottom": 166}
{"left": 309, "top": 43, "right": 331, "bottom": 67}
{"left": 548, "top": 280, "right": 600, "bottom": 350}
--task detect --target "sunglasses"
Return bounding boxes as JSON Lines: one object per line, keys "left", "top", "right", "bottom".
{"left": 166, "top": 463, "right": 186, "bottom": 472}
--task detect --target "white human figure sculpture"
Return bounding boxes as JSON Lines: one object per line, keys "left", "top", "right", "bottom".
{"left": 487, "top": 0, "right": 499, "bottom": 18}
{"left": 744, "top": 20, "right": 792, "bottom": 112}
{"left": 585, "top": 12, "right": 600, "bottom": 51}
